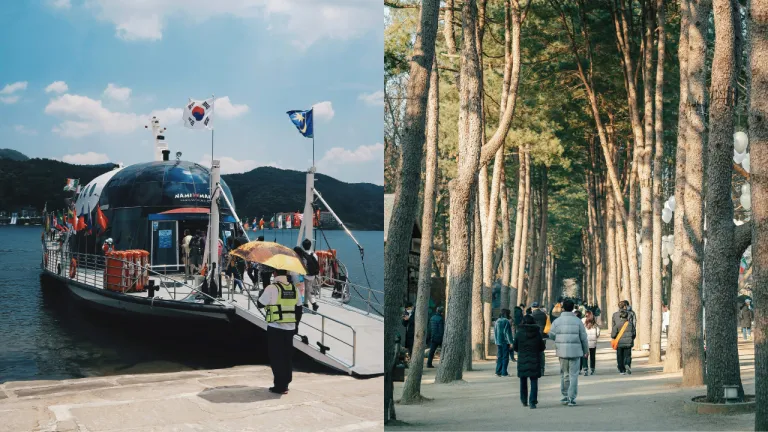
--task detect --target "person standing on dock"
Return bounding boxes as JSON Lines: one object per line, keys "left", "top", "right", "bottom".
{"left": 257, "top": 269, "right": 302, "bottom": 395}
{"left": 182, "top": 229, "right": 192, "bottom": 279}
{"left": 296, "top": 239, "right": 320, "bottom": 312}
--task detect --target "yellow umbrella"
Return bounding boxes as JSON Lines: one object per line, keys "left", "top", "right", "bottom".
{"left": 229, "top": 241, "right": 307, "bottom": 275}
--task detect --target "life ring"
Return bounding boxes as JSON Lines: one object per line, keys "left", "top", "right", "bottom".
{"left": 69, "top": 258, "right": 77, "bottom": 279}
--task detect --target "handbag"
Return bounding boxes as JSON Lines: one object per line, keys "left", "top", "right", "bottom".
{"left": 611, "top": 321, "right": 629, "bottom": 350}
{"left": 543, "top": 315, "right": 551, "bottom": 334}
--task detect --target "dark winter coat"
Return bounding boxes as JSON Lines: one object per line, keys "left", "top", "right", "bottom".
{"left": 611, "top": 316, "right": 636, "bottom": 348}
{"left": 612, "top": 309, "right": 637, "bottom": 330}
{"left": 429, "top": 313, "right": 444, "bottom": 344}
{"left": 402, "top": 313, "right": 415, "bottom": 347}
{"left": 739, "top": 307, "right": 754, "bottom": 328}
{"left": 513, "top": 307, "right": 523, "bottom": 328}
{"left": 531, "top": 309, "right": 548, "bottom": 337}
{"left": 513, "top": 324, "right": 546, "bottom": 378}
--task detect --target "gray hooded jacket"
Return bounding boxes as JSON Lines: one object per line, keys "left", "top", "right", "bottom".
{"left": 548, "top": 311, "right": 589, "bottom": 358}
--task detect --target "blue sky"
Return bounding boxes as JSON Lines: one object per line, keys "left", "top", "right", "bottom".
{"left": 0, "top": 0, "right": 384, "bottom": 185}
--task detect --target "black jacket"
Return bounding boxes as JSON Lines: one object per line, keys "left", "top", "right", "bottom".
{"left": 612, "top": 309, "right": 636, "bottom": 330}
{"left": 611, "top": 316, "right": 636, "bottom": 348}
{"left": 513, "top": 307, "right": 523, "bottom": 327}
{"left": 402, "top": 313, "right": 415, "bottom": 347}
{"left": 531, "top": 309, "right": 548, "bottom": 337}
{"left": 513, "top": 324, "right": 546, "bottom": 378}
{"left": 429, "top": 314, "right": 444, "bottom": 344}
{"left": 739, "top": 307, "right": 754, "bottom": 328}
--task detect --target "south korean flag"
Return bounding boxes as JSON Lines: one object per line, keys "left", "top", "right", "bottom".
{"left": 182, "top": 97, "right": 215, "bottom": 130}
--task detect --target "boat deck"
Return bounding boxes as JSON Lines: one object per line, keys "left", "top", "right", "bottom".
{"left": 41, "top": 243, "right": 383, "bottom": 376}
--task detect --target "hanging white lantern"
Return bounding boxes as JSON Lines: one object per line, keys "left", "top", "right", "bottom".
{"left": 734, "top": 150, "right": 746, "bottom": 164}
{"left": 663, "top": 257, "right": 670, "bottom": 266}
{"left": 669, "top": 252, "right": 676, "bottom": 264}
{"left": 734, "top": 131, "right": 749, "bottom": 153}
{"left": 668, "top": 196, "right": 676, "bottom": 212}
{"left": 662, "top": 208, "right": 673, "bottom": 223}
{"left": 741, "top": 193, "right": 752, "bottom": 210}
{"left": 742, "top": 183, "right": 751, "bottom": 197}
{"left": 743, "top": 154, "right": 750, "bottom": 173}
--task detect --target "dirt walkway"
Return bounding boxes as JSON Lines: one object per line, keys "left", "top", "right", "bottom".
{"left": 390, "top": 336, "right": 755, "bottom": 431}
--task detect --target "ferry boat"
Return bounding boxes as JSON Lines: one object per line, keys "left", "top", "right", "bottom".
{"left": 40, "top": 117, "right": 383, "bottom": 376}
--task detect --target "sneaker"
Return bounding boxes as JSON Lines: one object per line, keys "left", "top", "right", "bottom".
{"left": 560, "top": 397, "right": 569, "bottom": 405}
{"left": 496, "top": 374, "right": 501, "bottom": 377}
{"left": 268, "top": 387, "right": 288, "bottom": 395}
{"left": 312, "top": 303, "right": 319, "bottom": 312}
{"left": 620, "top": 372, "right": 626, "bottom": 375}
{"left": 590, "top": 369, "right": 595, "bottom": 375}
{"left": 626, "top": 366, "right": 632, "bottom": 375}
{"left": 583, "top": 370, "right": 589, "bottom": 376}
{"left": 530, "top": 403, "right": 537, "bottom": 409}
{"left": 568, "top": 399, "right": 577, "bottom": 407}
{"left": 427, "top": 365, "right": 434, "bottom": 368}
{"left": 522, "top": 402, "right": 528, "bottom": 407}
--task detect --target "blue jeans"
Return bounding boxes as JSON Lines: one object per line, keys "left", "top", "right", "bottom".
{"left": 743, "top": 327, "right": 752, "bottom": 340}
{"left": 496, "top": 344, "right": 510, "bottom": 376}
{"left": 427, "top": 341, "right": 440, "bottom": 366}
{"left": 520, "top": 377, "right": 538, "bottom": 405}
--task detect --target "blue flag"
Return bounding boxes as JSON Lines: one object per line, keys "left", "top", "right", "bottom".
{"left": 286, "top": 108, "right": 313, "bottom": 138}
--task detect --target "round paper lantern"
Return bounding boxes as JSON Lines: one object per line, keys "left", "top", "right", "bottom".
{"left": 734, "top": 150, "right": 746, "bottom": 164}
{"left": 734, "top": 131, "right": 749, "bottom": 153}
{"left": 663, "top": 257, "right": 670, "bottom": 266}
{"left": 742, "top": 183, "right": 751, "bottom": 197}
{"left": 743, "top": 154, "right": 750, "bottom": 173}
{"left": 668, "top": 196, "right": 676, "bottom": 211}
{"left": 662, "top": 208, "right": 673, "bottom": 223}
{"left": 741, "top": 193, "right": 752, "bottom": 210}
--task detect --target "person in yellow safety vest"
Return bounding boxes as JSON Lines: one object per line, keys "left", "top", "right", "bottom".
{"left": 102, "top": 238, "right": 114, "bottom": 254}
{"left": 257, "top": 269, "right": 302, "bottom": 395}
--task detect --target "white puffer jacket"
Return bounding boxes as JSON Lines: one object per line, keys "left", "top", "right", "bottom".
{"left": 582, "top": 318, "right": 600, "bottom": 349}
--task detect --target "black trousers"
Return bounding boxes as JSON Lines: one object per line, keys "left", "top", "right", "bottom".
{"left": 582, "top": 347, "right": 596, "bottom": 370}
{"left": 616, "top": 347, "right": 631, "bottom": 372}
{"left": 267, "top": 326, "right": 295, "bottom": 390}
{"left": 260, "top": 272, "right": 272, "bottom": 289}
{"left": 519, "top": 377, "right": 539, "bottom": 405}
{"left": 427, "top": 341, "right": 440, "bottom": 366}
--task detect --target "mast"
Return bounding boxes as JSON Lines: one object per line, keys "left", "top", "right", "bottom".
{"left": 297, "top": 166, "right": 315, "bottom": 248}
{"left": 145, "top": 116, "right": 168, "bottom": 162}
{"left": 209, "top": 159, "right": 221, "bottom": 297}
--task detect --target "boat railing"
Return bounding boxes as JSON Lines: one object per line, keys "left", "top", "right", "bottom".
{"left": 236, "top": 279, "right": 357, "bottom": 368}
{"left": 317, "top": 276, "right": 384, "bottom": 319}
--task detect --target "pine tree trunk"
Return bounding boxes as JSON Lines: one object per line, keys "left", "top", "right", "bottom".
{"left": 483, "top": 151, "right": 503, "bottom": 357}
{"left": 704, "top": 0, "right": 742, "bottom": 403}
{"left": 530, "top": 168, "right": 549, "bottom": 302}
{"left": 512, "top": 150, "right": 526, "bottom": 308}
{"left": 501, "top": 170, "right": 512, "bottom": 311}
{"left": 400, "top": 58, "right": 439, "bottom": 404}
{"left": 472, "top": 195, "right": 485, "bottom": 361}
{"left": 680, "top": 0, "right": 710, "bottom": 388}
{"left": 606, "top": 185, "right": 619, "bottom": 331}
{"left": 517, "top": 147, "right": 531, "bottom": 305}
{"left": 747, "top": 0, "right": 768, "bottom": 426}
{"left": 649, "top": 0, "right": 666, "bottom": 365}
{"left": 664, "top": 0, "right": 689, "bottom": 374}
{"left": 383, "top": 0, "right": 440, "bottom": 421}
{"left": 435, "top": 0, "right": 484, "bottom": 384}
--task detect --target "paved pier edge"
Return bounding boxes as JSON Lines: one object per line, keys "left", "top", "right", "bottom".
{"left": 0, "top": 366, "right": 383, "bottom": 431}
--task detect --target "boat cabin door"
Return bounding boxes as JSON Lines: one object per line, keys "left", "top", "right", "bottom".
{"left": 150, "top": 220, "right": 179, "bottom": 271}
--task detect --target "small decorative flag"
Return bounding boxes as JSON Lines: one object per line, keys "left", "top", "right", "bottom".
{"left": 269, "top": 216, "right": 275, "bottom": 228}
{"left": 259, "top": 218, "right": 265, "bottom": 230}
{"left": 277, "top": 214, "right": 283, "bottom": 229}
{"left": 63, "top": 178, "right": 79, "bottom": 192}
{"left": 286, "top": 214, "right": 292, "bottom": 229}
{"left": 183, "top": 97, "right": 215, "bottom": 130}
{"left": 96, "top": 205, "right": 108, "bottom": 233}
{"left": 293, "top": 212, "right": 301, "bottom": 227}
{"left": 286, "top": 108, "right": 313, "bottom": 138}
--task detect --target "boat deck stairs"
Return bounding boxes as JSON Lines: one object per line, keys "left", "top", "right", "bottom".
{"left": 41, "top": 241, "right": 383, "bottom": 376}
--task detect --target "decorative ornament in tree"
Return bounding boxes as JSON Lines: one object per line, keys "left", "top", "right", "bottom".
{"left": 734, "top": 131, "right": 748, "bottom": 153}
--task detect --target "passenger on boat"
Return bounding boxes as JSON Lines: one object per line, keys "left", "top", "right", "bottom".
{"left": 102, "top": 238, "right": 114, "bottom": 253}
{"left": 295, "top": 239, "right": 320, "bottom": 312}
{"left": 257, "top": 269, "right": 302, "bottom": 395}
{"left": 182, "top": 229, "right": 192, "bottom": 279}
{"left": 189, "top": 230, "right": 205, "bottom": 273}
{"left": 255, "top": 236, "right": 274, "bottom": 290}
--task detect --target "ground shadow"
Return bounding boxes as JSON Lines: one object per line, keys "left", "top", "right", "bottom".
{"left": 197, "top": 385, "right": 281, "bottom": 403}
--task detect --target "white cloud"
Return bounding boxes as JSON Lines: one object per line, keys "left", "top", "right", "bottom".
{"left": 14, "top": 125, "right": 38, "bottom": 136}
{"left": 312, "top": 101, "right": 334, "bottom": 122}
{"left": 0, "top": 96, "right": 20, "bottom": 104}
{"left": 319, "top": 143, "right": 384, "bottom": 165}
{"left": 214, "top": 96, "right": 249, "bottom": 119}
{"left": 45, "top": 93, "right": 142, "bottom": 137}
{"left": 83, "top": 0, "right": 379, "bottom": 46}
{"left": 50, "top": 0, "right": 71, "bottom": 9}
{"left": 0, "top": 81, "right": 28, "bottom": 95}
{"left": 199, "top": 153, "right": 280, "bottom": 174}
{"left": 45, "top": 81, "right": 69, "bottom": 94}
{"left": 61, "top": 152, "right": 111, "bottom": 165}
{"left": 103, "top": 83, "right": 131, "bottom": 101}
{"left": 358, "top": 90, "right": 384, "bottom": 107}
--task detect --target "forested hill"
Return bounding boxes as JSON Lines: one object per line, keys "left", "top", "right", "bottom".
{"left": 0, "top": 156, "right": 384, "bottom": 230}
{"left": 0, "top": 148, "right": 29, "bottom": 161}
{"left": 222, "top": 167, "right": 384, "bottom": 231}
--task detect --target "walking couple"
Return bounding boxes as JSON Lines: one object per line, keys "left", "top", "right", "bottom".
{"left": 511, "top": 299, "right": 590, "bottom": 409}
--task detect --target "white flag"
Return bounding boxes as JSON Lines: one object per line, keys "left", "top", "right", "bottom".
{"left": 182, "top": 97, "right": 214, "bottom": 130}
{"left": 277, "top": 214, "right": 283, "bottom": 229}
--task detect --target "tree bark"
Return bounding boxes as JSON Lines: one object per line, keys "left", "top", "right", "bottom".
{"left": 383, "top": 0, "right": 440, "bottom": 421}
{"left": 664, "top": 0, "right": 689, "bottom": 374}
{"left": 530, "top": 168, "right": 549, "bottom": 303}
{"left": 748, "top": 0, "right": 768, "bottom": 427}
{"left": 606, "top": 181, "right": 619, "bottom": 331}
{"left": 704, "top": 0, "right": 742, "bottom": 403}
{"left": 518, "top": 148, "right": 532, "bottom": 304}
{"left": 472, "top": 200, "right": 484, "bottom": 362}
{"left": 680, "top": 0, "right": 710, "bottom": 388}
{"left": 400, "top": 58, "right": 439, "bottom": 404}
{"left": 649, "top": 0, "right": 666, "bottom": 365}
{"left": 482, "top": 152, "right": 503, "bottom": 357}
{"left": 435, "top": 0, "right": 484, "bottom": 384}
{"left": 512, "top": 149, "right": 526, "bottom": 308}
{"left": 501, "top": 170, "right": 512, "bottom": 311}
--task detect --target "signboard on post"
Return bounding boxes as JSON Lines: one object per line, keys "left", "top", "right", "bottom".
{"left": 158, "top": 230, "right": 172, "bottom": 249}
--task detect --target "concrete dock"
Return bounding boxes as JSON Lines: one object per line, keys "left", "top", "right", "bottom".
{"left": 0, "top": 366, "right": 382, "bottom": 431}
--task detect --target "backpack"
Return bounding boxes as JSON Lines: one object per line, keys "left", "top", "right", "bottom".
{"left": 191, "top": 236, "right": 204, "bottom": 255}
{"left": 305, "top": 252, "right": 320, "bottom": 276}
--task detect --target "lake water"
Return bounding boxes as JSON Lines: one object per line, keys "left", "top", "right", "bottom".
{"left": 0, "top": 226, "right": 382, "bottom": 383}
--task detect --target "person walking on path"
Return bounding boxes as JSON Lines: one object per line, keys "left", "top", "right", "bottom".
{"left": 256, "top": 269, "right": 302, "bottom": 395}
{"left": 611, "top": 309, "right": 636, "bottom": 375}
{"left": 403, "top": 302, "right": 415, "bottom": 360}
{"left": 581, "top": 310, "right": 600, "bottom": 375}
{"left": 739, "top": 299, "right": 754, "bottom": 340}
{"left": 427, "top": 306, "right": 444, "bottom": 368}
{"left": 513, "top": 315, "right": 546, "bottom": 409}
{"left": 611, "top": 300, "right": 637, "bottom": 368}
{"left": 494, "top": 308, "right": 514, "bottom": 377}
{"left": 547, "top": 299, "right": 589, "bottom": 406}
{"left": 531, "top": 302, "right": 549, "bottom": 375}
